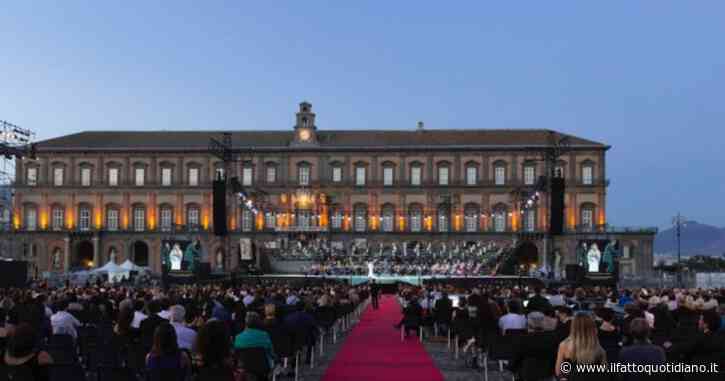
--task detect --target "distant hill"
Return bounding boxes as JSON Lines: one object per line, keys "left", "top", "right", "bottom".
{"left": 654, "top": 221, "right": 725, "bottom": 257}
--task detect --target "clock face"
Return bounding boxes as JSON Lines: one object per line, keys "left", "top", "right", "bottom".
{"left": 299, "top": 129, "right": 311, "bottom": 142}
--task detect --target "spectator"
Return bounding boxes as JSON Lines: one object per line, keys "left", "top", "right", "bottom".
{"left": 509, "top": 312, "right": 559, "bottom": 381}
{"left": 131, "top": 299, "right": 147, "bottom": 329}
{"left": 145, "top": 322, "right": 191, "bottom": 381}
{"left": 50, "top": 299, "right": 81, "bottom": 340}
{"left": 499, "top": 299, "right": 527, "bottom": 334}
{"left": 0, "top": 323, "right": 53, "bottom": 381}
{"left": 527, "top": 287, "right": 552, "bottom": 314}
{"left": 194, "top": 320, "right": 236, "bottom": 381}
{"left": 668, "top": 310, "right": 725, "bottom": 381}
{"left": 234, "top": 311, "right": 276, "bottom": 368}
{"left": 618, "top": 318, "right": 666, "bottom": 381}
{"left": 140, "top": 300, "right": 166, "bottom": 352}
{"left": 169, "top": 305, "right": 197, "bottom": 351}
{"left": 555, "top": 313, "right": 607, "bottom": 379}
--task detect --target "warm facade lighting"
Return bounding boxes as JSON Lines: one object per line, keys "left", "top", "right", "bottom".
{"left": 66, "top": 208, "right": 75, "bottom": 229}
{"left": 255, "top": 212, "right": 264, "bottom": 230}
{"left": 40, "top": 211, "right": 48, "bottom": 230}
{"left": 12, "top": 212, "right": 20, "bottom": 230}
{"left": 95, "top": 208, "right": 102, "bottom": 229}
{"left": 398, "top": 215, "right": 405, "bottom": 231}
{"left": 202, "top": 207, "right": 210, "bottom": 230}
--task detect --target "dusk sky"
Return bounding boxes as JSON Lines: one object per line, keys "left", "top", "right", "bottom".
{"left": 1, "top": 2, "right": 723, "bottom": 229}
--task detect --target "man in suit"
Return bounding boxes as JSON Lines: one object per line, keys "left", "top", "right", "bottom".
{"left": 370, "top": 280, "right": 380, "bottom": 310}
{"left": 433, "top": 291, "right": 453, "bottom": 335}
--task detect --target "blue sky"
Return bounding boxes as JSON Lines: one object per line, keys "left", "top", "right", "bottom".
{"left": 1, "top": 1, "right": 723, "bottom": 228}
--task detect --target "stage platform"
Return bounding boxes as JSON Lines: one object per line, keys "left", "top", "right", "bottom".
{"left": 229, "top": 274, "right": 545, "bottom": 287}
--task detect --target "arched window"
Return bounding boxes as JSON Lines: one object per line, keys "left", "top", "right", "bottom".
{"left": 493, "top": 160, "right": 507, "bottom": 185}
{"left": 408, "top": 204, "right": 423, "bottom": 232}
{"left": 159, "top": 204, "right": 174, "bottom": 232}
{"left": 186, "top": 204, "right": 200, "bottom": 231}
{"left": 78, "top": 204, "right": 92, "bottom": 231}
{"left": 492, "top": 203, "right": 508, "bottom": 232}
{"left": 264, "top": 211, "right": 276, "bottom": 229}
{"left": 464, "top": 203, "right": 480, "bottom": 232}
{"left": 465, "top": 161, "right": 478, "bottom": 186}
{"left": 381, "top": 204, "right": 395, "bottom": 232}
{"left": 133, "top": 205, "right": 146, "bottom": 232}
{"left": 353, "top": 203, "right": 367, "bottom": 232}
{"left": 106, "top": 204, "right": 120, "bottom": 231}
{"left": 51, "top": 205, "right": 65, "bottom": 231}
{"left": 330, "top": 205, "right": 343, "bottom": 230}
{"left": 437, "top": 203, "right": 449, "bottom": 232}
{"left": 580, "top": 203, "right": 596, "bottom": 230}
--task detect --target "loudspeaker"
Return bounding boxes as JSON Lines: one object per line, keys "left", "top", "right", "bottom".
{"left": 0, "top": 261, "right": 27, "bottom": 288}
{"left": 213, "top": 179, "right": 227, "bottom": 236}
{"left": 549, "top": 177, "right": 565, "bottom": 235}
{"left": 565, "top": 264, "right": 584, "bottom": 283}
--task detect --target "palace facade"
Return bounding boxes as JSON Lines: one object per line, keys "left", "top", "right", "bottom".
{"left": 11, "top": 102, "right": 655, "bottom": 277}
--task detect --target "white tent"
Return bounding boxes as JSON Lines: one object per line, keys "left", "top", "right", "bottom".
{"left": 120, "top": 259, "right": 146, "bottom": 272}
{"left": 91, "top": 260, "right": 126, "bottom": 274}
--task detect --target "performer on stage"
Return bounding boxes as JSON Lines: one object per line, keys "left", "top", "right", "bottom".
{"left": 602, "top": 240, "right": 619, "bottom": 273}
{"left": 169, "top": 243, "right": 183, "bottom": 271}
{"left": 367, "top": 260, "right": 376, "bottom": 278}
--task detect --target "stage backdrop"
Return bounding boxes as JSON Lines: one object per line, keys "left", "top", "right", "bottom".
{"left": 577, "top": 240, "right": 619, "bottom": 273}
{"left": 161, "top": 239, "right": 203, "bottom": 272}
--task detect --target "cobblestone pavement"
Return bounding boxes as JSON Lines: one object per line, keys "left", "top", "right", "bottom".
{"left": 422, "top": 334, "right": 512, "bottom": 381}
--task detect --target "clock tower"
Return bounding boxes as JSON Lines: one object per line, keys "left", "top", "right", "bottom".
{"left": 292, "top": 101, "right": 317, "bottom": 145}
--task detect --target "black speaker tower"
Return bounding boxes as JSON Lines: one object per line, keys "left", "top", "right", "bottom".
{"left": 549, "top": 177, "right": 565, "bottom": 235}
{"left": 213, "top": 179, "right": 227, "bottom": 236}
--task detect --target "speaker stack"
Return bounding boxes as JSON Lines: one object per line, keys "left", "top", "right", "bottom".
{"left": 549, "top": 177, "right": 565, "bottom": 235}
{"left": 213, "top": 178, "right": 227, "bottom": 236}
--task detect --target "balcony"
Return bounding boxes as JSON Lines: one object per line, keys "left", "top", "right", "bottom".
{"left": 567, "top": 224, "right": 657, "bottom": 234}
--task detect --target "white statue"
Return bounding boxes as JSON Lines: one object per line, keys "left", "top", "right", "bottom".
{"left": 109, "top": 248, "right": 117, "bottom": 264}
{"left": 367, "top": 261, "right": 375, "bottom": 278}
{"left": 587, "top": 243, "right": 602, "bottom": 272}
{"left": 216, "top": 249, "right": 224, "bottom": 270}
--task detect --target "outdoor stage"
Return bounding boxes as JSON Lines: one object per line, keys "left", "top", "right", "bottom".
{"left": 228, "top": 274, "right": 546, "bottom": 288}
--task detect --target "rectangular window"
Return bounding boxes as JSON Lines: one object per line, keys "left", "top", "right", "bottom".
{"left": 331, "top": 212, "right": 343, "bottom": 229}
{"left": 135, "top": 168, "right": 145, "bottom": 186}
{"left": 332, "top": 167, "right": 342, "bottom": 183}
{"left": 188, "top": 168, "right": 199, "bottom": 186}
{"left": 107, "top": 209, "right": 119, "bottom": 231}
{"left": 355, "top": 167, "right": 366, "bottom": 186}
{"left": 494, "top": 214, "right": 505, "bottom": 232}
{"left": 188, "top": 208, "right": 200, "bottom": 229}
{"left": 133, "top": 208, "right": 145, "bottom": 232}
{"left": 410, "top": 214, "right": 422, "bottom": 232}
{"left": 264, "top": 212, "right": 276, "bottom": 229}
{"left": 465, "top": 214, "right": 478, "bottom": 232}
{"left": 438, "top": 213, "right": 448, "bottom": 232}
{"left": 242, "top": 167, "right": 253, "bottom": 186}
{"left": 582, "top": 166, "right": 593, "bottom": 185}
{"left": 79, "top": 208, "right": 91, "bottom": 231}
{"left": 383, "top": 167, "right": 394, "bottom": 186}
{"left": 298, "top": 166, "right": 310, "bottom": 186}
{"left": 524, "top": 210, "right": 535, "bottom": 232}
{"left": 52, "top": 208, "right": 64, "bottom": 230}
{"left": 160, "top": 208, "right": 172, "bottom": 231}
{"left": 495, "top": 166, "right": 505, "bottom": 185}
{"left": 26, "top": 208, "right": 37, "bottom": 231}
{"left": 582, "top": 209, "right": 594, "bottom": 228}
{"left": 266, "top": 166, "right": 277, "bottom": 183}
{"left": 27, "top": 167, "right": 38, "bottom": 186}
{"left": 623, "top": 245, "right": 630, "bottom": 259}
{"left": 161, "top": 168, "right": 172, "bottom": 186}
{"left": 53, "top": 167, "right": 64, "bottom": 187}
{"left": 524, "top": 166, "right": 535, "bottom": 185}
{"left": 108, "top": 168, "right": 119, "bottom": 186}
{"left": 382, "top": 214, "right": 394, "bottom": 232}
{"left": 81, "top": 168, "right": 91, "bottom": 187}
{"left": 411, "top": 167, "right": 422, "bottom": 186}
{"left": 241, "top": 210, "right": 253, "bottom": 232}
{"left": 438, "top": 167, "right": 449, "bottom": 186}
{"left": 466, "top": 166, "right": 477, "bottom": 186}
{"left": 354, "top": 211, "right": 366, "bottom": 232}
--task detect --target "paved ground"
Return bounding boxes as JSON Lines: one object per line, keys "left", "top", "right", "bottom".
{"left": 422, "top": 332, "right": 514, "bottom": 381}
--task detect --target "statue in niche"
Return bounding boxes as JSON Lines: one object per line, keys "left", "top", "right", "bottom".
{"left": 216, "top": 249, "right": 224, "bottom": 270}
{"left": 52, "top": 248, "right": 61, "bottom": 270}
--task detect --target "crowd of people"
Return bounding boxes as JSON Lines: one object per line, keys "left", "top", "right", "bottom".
{"left": 396, "top": 284, "right": 725, "bottom": 380}
{"left": 0, "top": 280, "right": 368, "bottom": 381}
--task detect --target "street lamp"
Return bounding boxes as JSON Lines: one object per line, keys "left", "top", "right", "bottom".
{"left": 672, "top": 213, "right": 686, "bottom": 287}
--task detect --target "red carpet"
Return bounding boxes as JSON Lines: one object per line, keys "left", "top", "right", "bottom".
{"left": 322, "top": 295, "right": 444, "bottom": 381}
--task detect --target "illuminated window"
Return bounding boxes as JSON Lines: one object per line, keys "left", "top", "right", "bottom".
{"left": 133, "top": 207, "right": 145, "bottom": 232}
{"left": 79, "top": 206, "right": 91, "bottom": 231}
{"left": 382, "top": 205, "right": 395, "bottom": 232}
{"left": 187, "top": 206, "right": 200, "bottom": 230}
{"left": 353, "top": 205, "right": 367, "bottom": 232}
{"left": 242, "top": 167, "right": 253, "bottom": 186}
{"left": 298, "top": 166, "right": 310, "bottom": 186}
{"left": 494, "top": 213, "right": 506, "bottom": 232}
{"left": 464, "top": 205, "right": 479, "bottom": 232}
{"left": 332, "top": 167, "right": 342, "bottom": 183}
{"left": 160, "top": 207, "right": 173, "bottom": 232}
{"left": 581, "top": 207, "right": 594, "bottom": 229}
{"left": 582, "top": 165, "right": 593, "bottom": 185}
{"left": 264, "top": 212, "right": 276, "bottom": 229}
{"left": 409, "top": 206, "right": 422, "bottom": 232}
{"left": 331, "top": 209, "right": 343, "bottom": 229}
{"left": 25, "top": 206, "right": 37, "bottom": 231}
{"left": 524, "top": 209, "right": 536, "bottom": 232}
{"left": 437, "top": 206, "right": 449, "bottom": 232}
{"left": 241, "top": 209, "right": 253, "bottom": 232}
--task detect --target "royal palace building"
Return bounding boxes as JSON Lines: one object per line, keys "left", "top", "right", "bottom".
{"left": 11, "top": 102, "right": 656, "bottom": 278}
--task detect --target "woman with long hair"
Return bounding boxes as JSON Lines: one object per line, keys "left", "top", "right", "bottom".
{"left": 145, "top": 322, "right": 191, "bottom": 381}
{"left": 194, "top": 320, "right": 236, "bottom": 381}
{"left": 555, "top": 313, "right": 608, "bottom": 380}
